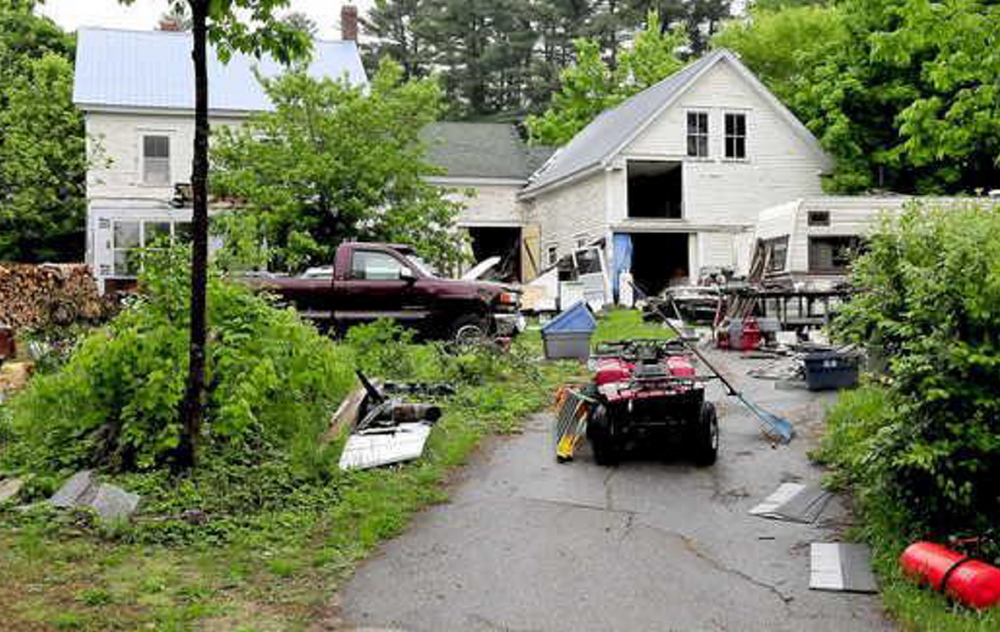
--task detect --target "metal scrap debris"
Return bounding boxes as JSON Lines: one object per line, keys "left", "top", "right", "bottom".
{"left": 749, "top": 482, "right": 833, "bottom": 524}
{"left": 338, "top": 370, "right": 451, "bottom": 471}
{"left": 810, "top": 543, "right": 878, "bottom": 593}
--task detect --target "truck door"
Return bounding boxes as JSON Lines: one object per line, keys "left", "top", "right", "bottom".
{"left": 336, "top": 249, "right": 427, "bottom": 326}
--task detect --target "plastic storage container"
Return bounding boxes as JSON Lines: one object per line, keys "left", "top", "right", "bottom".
{"left": 541, "top": 301, "right": 597, "bottom": 360}
{"left": 803, "top": 351, "right": 859, "bottom": 391}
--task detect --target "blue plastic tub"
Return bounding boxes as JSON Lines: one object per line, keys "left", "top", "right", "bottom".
{"left": 541, "top": 302, "right": 597, "bottom": 360}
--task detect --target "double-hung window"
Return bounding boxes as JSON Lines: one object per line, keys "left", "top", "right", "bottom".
{"left": 687, "top": 112, "right": 709, "bottom": 158}
{"left": 143, "top": 135, "right": 171, "bottom": 185}
{"left": 725, "top": 113, "right": 747, "bottom": 160}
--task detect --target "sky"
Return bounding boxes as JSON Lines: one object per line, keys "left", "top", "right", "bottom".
{"left": 37, "top": 0, "right": 375, "bottom": 41}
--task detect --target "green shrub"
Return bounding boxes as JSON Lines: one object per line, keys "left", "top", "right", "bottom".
{"left": 6, "top": 248, "right": 355, "bottom": 474}
{"left": 830, "top": 201, "right": 1000, "bottom": 537}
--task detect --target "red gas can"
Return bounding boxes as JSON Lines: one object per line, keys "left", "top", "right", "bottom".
{"left": 900, "top": 541, "right": 1000, "bottom": 610}
{"left": 741, "top": 317, "right": 761, "bottom": 351}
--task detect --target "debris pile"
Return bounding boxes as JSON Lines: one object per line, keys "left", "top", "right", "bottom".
{"left": 0, "top": 264, "right": 113, "bottom": 330}
{"left": 338, "top": 371, "right": 454, "bottom": 471}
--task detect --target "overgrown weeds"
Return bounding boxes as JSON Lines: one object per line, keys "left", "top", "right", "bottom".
{"left": 819, "top": 202, "right": 1000, "bottom": 631}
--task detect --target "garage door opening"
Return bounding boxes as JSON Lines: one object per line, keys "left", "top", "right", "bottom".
{"left": 467, "top": 226, "right": 522, "bottom": 282}
{"left": 627, "top": 161, "right": 682, "bottom": 219}
{"left": 630, "top": 233, "right": 690, "bottom": 295}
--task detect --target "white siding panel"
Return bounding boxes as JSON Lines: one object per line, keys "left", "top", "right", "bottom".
{"left": 445, "top": 183, "right": 525, "bottom": 226}
{"left": 620, "top": 61, "right": 825, "bottom": 234}
{"left": 86, "top": 111, "right": 244, "bottom": 202}
{"left": 527, "top": 171, "right": 607, "bottom": 261}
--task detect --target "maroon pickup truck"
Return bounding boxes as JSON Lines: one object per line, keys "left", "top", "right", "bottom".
{"left": 256, "top": 242, "right": 522, "bottom": 340}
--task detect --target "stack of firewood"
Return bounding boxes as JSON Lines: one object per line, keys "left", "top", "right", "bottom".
{"left": 0, "top": 264, "right": 114, "bottom": 330}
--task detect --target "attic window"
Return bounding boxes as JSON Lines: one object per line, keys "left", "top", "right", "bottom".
{"left": 143, "top": 135, "right": 170, "bottom": 185}
{"left": 724, "top": 113, "right": 747, "bottom": 159}
{"left": 687, "top": 112, "right": 709, "bottom": 158}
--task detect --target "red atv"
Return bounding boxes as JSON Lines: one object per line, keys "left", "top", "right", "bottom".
{"left": 585, "top": 339, "right": 719, "bottom": 466}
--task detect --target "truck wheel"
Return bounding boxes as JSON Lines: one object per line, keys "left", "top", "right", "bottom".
{"left": 587, "top": 405, "right": 619, "bottom": 466}
{"left": 450, "top": 314, "right": 488, "bottom": 344}
{"left": 692, "top": 402, "right": 719, "bottom": 466}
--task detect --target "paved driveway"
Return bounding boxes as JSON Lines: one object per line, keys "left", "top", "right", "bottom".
{"left": 334, "top": 351, "right": 894, "bottom": 632}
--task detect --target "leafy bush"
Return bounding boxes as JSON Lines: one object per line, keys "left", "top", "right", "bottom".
{"left": 6, "top": 248, "right": 355, "bottom": 474}
{"left": 827, "top": 202, "right": 1000, "bottom": 536}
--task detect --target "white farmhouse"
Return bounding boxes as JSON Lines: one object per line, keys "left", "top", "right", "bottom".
{"left": 518, "top": 49, "right": 834, "bottom": 297}
{"left": 73, "top": 23, "right": 366, "bottom": 293}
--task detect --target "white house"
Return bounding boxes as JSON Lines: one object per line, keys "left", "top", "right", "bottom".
{"left": 518, "top": 49, "right": 834, "bottom": 297}
{"left": 73, "top": 24, "right": 366, "bottom": 293}
{"left": 420, "top": 122, "right": 553, "bottom": 281}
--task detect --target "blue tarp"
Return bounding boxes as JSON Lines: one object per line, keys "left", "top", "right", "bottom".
{"left": 612, "top": 233, "right": 633, "bottom": 301}
{"left": 541, "top": 301, "right": 597, "bottom": 335}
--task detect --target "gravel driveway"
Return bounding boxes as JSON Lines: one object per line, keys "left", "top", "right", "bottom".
{"left": 333, "top": 350, "right": 895, "bottom": 632}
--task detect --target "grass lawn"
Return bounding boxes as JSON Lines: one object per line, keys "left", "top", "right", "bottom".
{"left": 591, "top": 308, "right": 674, "bottom": 344}
{"left": 0, "top": 328, "right": 585, "bottom": 631}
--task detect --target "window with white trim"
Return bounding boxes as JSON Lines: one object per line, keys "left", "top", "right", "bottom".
{"left": 547, "top": 245, "right": 558, "bottom": 266}
{"left": 687, "top": 111, "right": 709, "bottom": 158}
{"left": 143, "top": 135, "right": 171, "bottom": 185}
{"left": 111, "top": 220, "right": 189, "bottom": 277}
{"left": 724, "top": 113, "right": 747, "bottom": 159}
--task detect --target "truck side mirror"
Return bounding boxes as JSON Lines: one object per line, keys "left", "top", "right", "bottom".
{"left": 400, "top": 269, "right": 417, "bottom": 284}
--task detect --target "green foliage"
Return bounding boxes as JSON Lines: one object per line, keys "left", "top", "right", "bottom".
{"left": 0, "top": 2, "right": 87, "bottom": 262}
{"left": 825, "top": 202, "right": 1000, "bottom": 536}
{"left": 345, "top": 319, "right": 417, "bottom": 380}
{"left": 211, "top": 59, "right": 465, "bottom": 273}
{"left": 6, "top": 247, "right": 355, "bottom": 473}
{"left": 715, "top": 0, "right": 1000, "bottom": 193}
{"left": 527, "top": 10, "right": 688, "bottom": 146}
{"left": 592, "top": 308, "right": 675, "bottom": 343}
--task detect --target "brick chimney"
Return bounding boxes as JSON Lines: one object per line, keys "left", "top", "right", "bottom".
{"left": 341, "top": 4, "right": 358, "bottom": 41}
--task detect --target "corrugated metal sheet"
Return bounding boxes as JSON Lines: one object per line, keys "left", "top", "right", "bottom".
{"left": 523, "top": 51, "right": 724, "bottom": 195}
{"left": 73, "top": 28, "right": 367, "bottom": 112}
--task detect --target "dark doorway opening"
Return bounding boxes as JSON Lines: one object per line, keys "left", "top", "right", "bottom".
{"left": 630, "top": 233, "right": 690, "bottom": 295}
{"left": 467, "top": 226, "right": 522, "bottom": 282}
{"left": 627, "top": 161, "right": 682, "bottom": 219}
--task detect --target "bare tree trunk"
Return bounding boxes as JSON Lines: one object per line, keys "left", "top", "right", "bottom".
{"left": 177, "top": 0, "right": 210, "bottom": 471}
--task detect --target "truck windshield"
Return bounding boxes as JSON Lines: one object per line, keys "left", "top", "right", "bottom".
{"left": 406, "top": 254, "right": 437, "bottom": 278}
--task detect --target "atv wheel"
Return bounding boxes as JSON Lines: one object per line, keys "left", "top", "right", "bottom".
{"left": 587, "top": 405, "right": 619, "bottom": 466}
{"left": 692, "top": 401, "right": 719, "bottom": 466}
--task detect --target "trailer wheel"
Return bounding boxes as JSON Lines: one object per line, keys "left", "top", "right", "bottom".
{"left": 692, "top": 402, "right": 719, "bottom": 466}
{"left": 588, "top": 404, "right": 619, "bottom": 466}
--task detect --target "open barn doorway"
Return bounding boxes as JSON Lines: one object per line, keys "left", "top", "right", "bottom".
{"left": 630, "top": 233, "right": 690, "bottom": 296}
{"left": 467, "top": 226, "right": 522, "bottom": 282}
{"left": 627, "top": 161, "right": 682, "bottom": 219}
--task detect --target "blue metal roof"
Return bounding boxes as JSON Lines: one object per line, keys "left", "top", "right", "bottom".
{"left": 73, "top": 28, "right": 367, "bottom": 113}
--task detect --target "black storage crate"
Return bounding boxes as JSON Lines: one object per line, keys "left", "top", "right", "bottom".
{"left": 803, "top": 351, "right": 859, "bottom": 391}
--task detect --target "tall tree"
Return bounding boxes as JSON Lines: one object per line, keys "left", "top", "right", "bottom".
{"left": 118, "top": 0, "right": 310, "bottom": 471}
{"left": 211, "top": 60, "right": 464, "bottom": 272}
{"left": 0, "top": 53, "right": 87, "bottom": 262}
{"left": 0, "top": 0, "right": 83, "bottom": 262}
{"left": 622, "top": 0, "right": 733, "bottom": 56}
{"left": 158, "top": 1, "right": 192, "bottom": 30}
{"left": 715, "top": 0, "right": 1000, "bottom": 193}
{"left": 361, "top": 0, "right": 429, "bottom": 79}
{"left": 527, "top": 10, "right": 688, "bottom": 145}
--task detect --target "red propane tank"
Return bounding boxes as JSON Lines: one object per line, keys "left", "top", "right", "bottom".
{"left": 900, "top": 541, "right": 1000, "bottom": 610}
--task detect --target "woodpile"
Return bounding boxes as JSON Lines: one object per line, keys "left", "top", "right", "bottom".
{"left": 0, "top": 264, "right": 115, "bottom": 330}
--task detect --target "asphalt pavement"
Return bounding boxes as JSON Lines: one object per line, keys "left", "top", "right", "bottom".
{"left": 332, "top": 350, "right": 895, "bottom": 632}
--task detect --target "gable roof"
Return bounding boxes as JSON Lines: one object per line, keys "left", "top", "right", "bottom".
{"left": 421, "top": 122, "right": 555, "bottom": 181}
{"left": 522, "top": 49, "right": 833, "bottom": 197}
{"left": 73, "top": 28, "right": 366, "bottom": 113}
